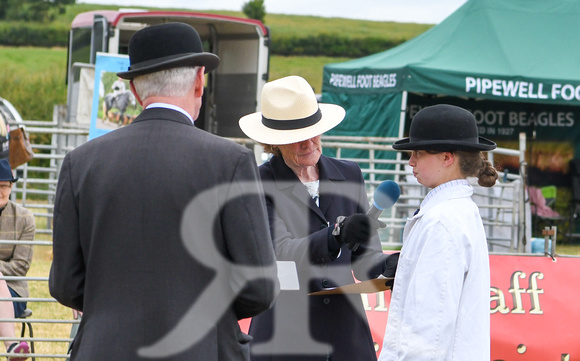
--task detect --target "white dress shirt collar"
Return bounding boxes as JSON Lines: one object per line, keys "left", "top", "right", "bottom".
{"left": 422, "top": 179, "right": 470, "bottom": 208}
{"left": 146, "top": 103, "right": 194, "bottom": 124}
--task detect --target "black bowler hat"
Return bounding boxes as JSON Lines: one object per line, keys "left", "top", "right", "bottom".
{"left": 117, "top": 22, "right": 220, "bottom": 80}
{"left": 392, "top": 104, "right": 496, "bottom": 152}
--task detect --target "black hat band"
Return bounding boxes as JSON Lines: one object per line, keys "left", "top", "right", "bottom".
{"left": 262, "top": 108, "right": 321, "bottom": 130}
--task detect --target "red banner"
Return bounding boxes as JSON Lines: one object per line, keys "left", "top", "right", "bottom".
{"left": 488, "top": 254, "right": 578, "bottom": 360}
{"left": 241, "top": 254, "right": 580, "bottom": 360}
{"left": 363, "top": 254, "right": 580, "bottom": 360}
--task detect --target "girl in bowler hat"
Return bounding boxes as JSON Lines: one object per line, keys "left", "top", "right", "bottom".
{"left": 378, "top": 104, "right": 498, "bottom": 361}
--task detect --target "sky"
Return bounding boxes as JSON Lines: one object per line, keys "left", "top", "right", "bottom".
{"left": 77, "top": 0, "right": 469, "bottom": 24}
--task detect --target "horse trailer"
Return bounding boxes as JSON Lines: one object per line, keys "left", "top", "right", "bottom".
{"left": 65, "top": 9, "right": 270, "bottom": 138}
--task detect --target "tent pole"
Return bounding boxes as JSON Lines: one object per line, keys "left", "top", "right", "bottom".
{"left": 395, "top": 91, "right": 407, "bottom": 186}
{"left": 392, "top": 91, "right": 407, "bottom": 239}
{"left": 398, "top": 91, "right": 407, "bottom": 140}
{"left": 518, "top": 132, "right": 529, "bottom": 253}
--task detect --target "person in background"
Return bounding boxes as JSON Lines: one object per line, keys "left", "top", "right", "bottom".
{"left": 239, "top": 75, "right": 399, "bottom": 361}
{"left": 111, "top": 77, "right": 126, "bottom": 97}
{"left": 0, "top": 159, "right": 34, "bottom": 360}
{"left": 379, "top": 104, "right": 497, "bottom": 360}
{"left": 49, "top": 22, "right": 279, "bottom": 361}
{"left": 0, "top": 112, "right": 9, "bottom": 161}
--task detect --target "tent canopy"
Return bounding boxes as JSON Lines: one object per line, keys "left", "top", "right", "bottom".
{"left": 322, "top": 0, "right": 580, "bottom": 106}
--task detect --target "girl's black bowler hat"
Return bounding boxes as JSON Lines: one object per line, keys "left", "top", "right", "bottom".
{"left": 392, "top": 104, "right": 497, "bottom": 152}
{"left": 117, "top": 22, "right": 220, "bottom": 80}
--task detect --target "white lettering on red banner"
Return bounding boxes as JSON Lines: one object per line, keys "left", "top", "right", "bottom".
{"left": 240, "top": 254, "right": 579, "bottom": 360}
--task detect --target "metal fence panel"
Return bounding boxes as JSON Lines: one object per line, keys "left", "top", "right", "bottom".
{"left": 4, "top": 111, "right": 527, "bottom": 358}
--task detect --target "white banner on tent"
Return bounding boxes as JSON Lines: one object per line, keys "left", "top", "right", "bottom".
{"left": 465, "top": 76, "right": 580, "bottom": 103}
{"left": 328, "top": 72, "right": 398, "bottom": 90}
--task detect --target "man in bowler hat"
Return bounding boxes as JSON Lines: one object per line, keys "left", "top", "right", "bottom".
{"left": 49, "top": 23, "right": 279, "bottom": 360}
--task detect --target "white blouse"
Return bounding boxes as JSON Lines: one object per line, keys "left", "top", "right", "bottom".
{"left": 379, "top": 180, "right": 490, "bottom": 361}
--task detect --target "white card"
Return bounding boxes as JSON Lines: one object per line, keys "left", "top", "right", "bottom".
{"left": 277, "top": 261, "right": 300, "bottom": 290}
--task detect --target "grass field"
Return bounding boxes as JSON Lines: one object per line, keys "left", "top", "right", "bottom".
{"left": 0, "top": 45, "right": 352, "bottom": 121}
{"left": 11, "top": 208, "right": 72, "bottom": 359}
{"left": 25, "top": 246, "right": 73, "bottom": 359}
{"left": 55, "top": 4, "right": 432, "bottom": 41}
{"left": 554, "top": 243, "right": 580, "bottom": 256}
{"left": 0, "top": 46, "right": 67, "bottom": 121}
{"left": 1, "top": 3, "right": 432, "bottom": 121}
{"left": 270, "top": 55, "right": 353, "bottom": 93}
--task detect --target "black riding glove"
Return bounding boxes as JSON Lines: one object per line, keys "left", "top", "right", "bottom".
{"left": 382, "top": 252, "right": 399, "bottom": 277}
{"left": 382, "top": 252, "right": 400, "bottom": 290}
{"left": 331, "top": 214, "right": 384, "bottom": 252}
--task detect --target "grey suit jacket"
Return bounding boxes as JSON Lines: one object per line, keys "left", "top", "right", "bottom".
{"left": 0, "top": 200, "right": 35, "bottom": 297}
{"left": 49, "top": 108, "right": 279, "bottom": 360}
{"left": 249, "top": 155, "right": 387, "bottom": 361}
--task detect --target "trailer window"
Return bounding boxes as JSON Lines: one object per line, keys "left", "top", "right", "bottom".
{"left": 69, "top": 27, "right": 92, "bottom": 68}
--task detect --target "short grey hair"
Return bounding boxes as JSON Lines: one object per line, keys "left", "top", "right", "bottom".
{"left": 132, "top": 66, "right": 201, "bottom": 100}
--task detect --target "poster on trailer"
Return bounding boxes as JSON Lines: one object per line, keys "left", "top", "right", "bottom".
{"left": 89, "top": 53, "right": 142, "bottom": 140}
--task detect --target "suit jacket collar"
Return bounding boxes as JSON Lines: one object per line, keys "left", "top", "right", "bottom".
{"left": 131, "top": 107, "right": 194, "bottom": 127}
{"left": 268, "top": 154, "right": 346, "bottom": 183}
{"left": 268, "top": 155, "right": 347, "bottom": 222}
{"left": 0, "top": 200, "right": 14, "bottom": 217}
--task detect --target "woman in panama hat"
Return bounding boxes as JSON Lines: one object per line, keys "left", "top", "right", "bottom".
{"left": 240, "top": 75, "right": 399, "bottom": 360}
{"left": 379, "top": 104, "right": 498, "bottom": 360}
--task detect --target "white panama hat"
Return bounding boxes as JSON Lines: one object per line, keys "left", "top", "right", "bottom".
{"left": 239, "top": 76, "right": 346, "bottom": 145}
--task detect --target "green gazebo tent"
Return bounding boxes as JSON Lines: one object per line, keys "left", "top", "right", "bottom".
{"left": 322, "top": 0, "right": 580, "bottom": 166}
